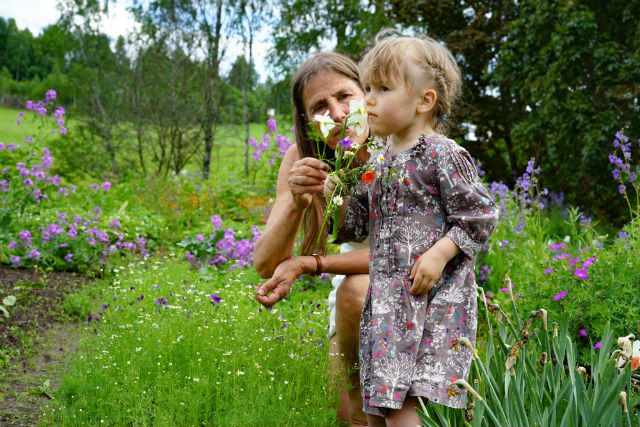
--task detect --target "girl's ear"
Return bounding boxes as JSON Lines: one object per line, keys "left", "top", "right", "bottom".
{"left": 417, "top": 89, "right": 437, "bottom": 114}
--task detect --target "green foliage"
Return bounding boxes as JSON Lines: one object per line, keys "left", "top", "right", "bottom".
{"left": 418, "top": 293, "right": 639, "bottom": 426}
{"left": 493, "top": 0, "right": 640, "bottom": 222}
{"left": 43, "top": 256, "right": 338, "bottom": 426}
{"left": 62, "top": 292, "right": 93, "bottom": 320}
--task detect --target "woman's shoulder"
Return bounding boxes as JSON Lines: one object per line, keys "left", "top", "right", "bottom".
{"left": 280, "top": 144, "right": 301, "bottom": 168}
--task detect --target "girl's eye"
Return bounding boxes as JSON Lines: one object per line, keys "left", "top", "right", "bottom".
{"left": 380, "top": 86, "right": 389, "bottom": 92}
{"left": 364, "top": 86, "right": 371, "bottom": 93}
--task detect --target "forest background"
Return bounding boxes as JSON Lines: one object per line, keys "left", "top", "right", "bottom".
{"left": 1, "top": 0, "right": 639, "bottom": 224}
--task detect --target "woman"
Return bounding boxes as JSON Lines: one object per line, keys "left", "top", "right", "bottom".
{"left": 253, "top": 52, "right": 370, "bottom": 427}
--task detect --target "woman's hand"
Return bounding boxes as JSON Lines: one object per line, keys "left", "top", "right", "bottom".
{"left": 255, "top": 257, "right": 306, "bottom": 307}
{"left": 324, "top": 173, "right": 340, "bottom": 196}
{"left": 287, "top": 157, "right": 329, "bottom": 207}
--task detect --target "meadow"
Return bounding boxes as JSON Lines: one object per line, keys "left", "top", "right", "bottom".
{"left": 0, "top": 91, "right": 639, "bottom": 426}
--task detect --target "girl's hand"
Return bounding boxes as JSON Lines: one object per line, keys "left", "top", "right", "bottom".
{"left": 409, "top": 247, "right": 448, "bottom": 296}
{"left": 288, "top": 157, "right": 328, "bottom": 207}
{"left": 255, "top": 257, "right": 305, "bottom": 307}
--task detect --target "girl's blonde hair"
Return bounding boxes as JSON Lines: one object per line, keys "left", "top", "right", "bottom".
{"left": 359, "top": 32, "right": 462, "bottom": 132}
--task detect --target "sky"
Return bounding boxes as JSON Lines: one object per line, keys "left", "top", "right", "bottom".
{"left": 0, "top": 0, "right": 275, "bottom": 82}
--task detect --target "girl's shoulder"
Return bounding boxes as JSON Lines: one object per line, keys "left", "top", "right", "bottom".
{"left": 425, "top": 134, "right": 473, "bottom": 160}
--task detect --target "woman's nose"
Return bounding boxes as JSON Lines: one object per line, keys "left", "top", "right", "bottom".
{"left": 328, "top": 101, "right": 348, "bottom": 123}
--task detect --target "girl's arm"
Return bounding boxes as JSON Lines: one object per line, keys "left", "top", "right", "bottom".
{"left": 253, "top": 145, "right": 328, "bottom": 278}
{"left": 255, "top": 248, "right": 369, "bottom": 307}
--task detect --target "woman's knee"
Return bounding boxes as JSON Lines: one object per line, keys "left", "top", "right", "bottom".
{"left": 336, "top": 274, "right": 368, "bottom": 318}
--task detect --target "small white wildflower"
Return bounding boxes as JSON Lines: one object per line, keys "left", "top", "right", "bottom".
{"left": 236, "top": 370, "right": 245, "bottom": 376}
{"left": 332, "top": 196, "right": 344, "bottom": 206}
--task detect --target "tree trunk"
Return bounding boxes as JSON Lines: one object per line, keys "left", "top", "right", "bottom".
{"left": 242, "top": 14, "right": 253, "bottom": 176}
{"left": 201, "top": 0, "right": 223, "bottom": 181}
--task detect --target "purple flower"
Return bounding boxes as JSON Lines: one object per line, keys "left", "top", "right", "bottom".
{"left": 110, "top": 219, "right": 121, "bottom": 230}
{"left": 579, "top": 329, "right": 587, "bottom": 337}
{"left": 10, "top": 256, "right": 20, "bottom": 266}
{"left": 267, "top": 118, "right": 277, "bottom": 134}
{"left": 29, "top": 249, "right": 40, "bottom": 260}
{"left": 210, "top": 293, "right": 222, "bottom": 304}
{"left": 337, "top": 137, "right": 353, "bottom": 150}
{"left": 594, "top": 341, "right": 602, "bottom": 350}
{"left": 548, "top": 242, "right": 564, "bottom": 250}
{"left": 544, "top": 267, "right": 552, "bottom": 275}
{"left": 553, "top": 290, "right": 568, "bottom": 301}
{"left": 18, "top": 230, "right": 32, "bottom": 244}
{"left": 197, "top": 233, "right": 205, "bottom": 243}
{"left": 619, "top": 184, "right": 626, "bottom": 194}
{"left": 210, "top": 215, "right": 223, "bottom": 230}
{"left": 101, "top": 181, "right": 111, "bottom": 191}
{"left": 24, "top": 136, "right": 34, "bottom": 143}
{"left": 54, "top": 106, "right": 65, "bottom": 118}
{"left": 46, "top": 89, "right": 57, "bottom": 101}
{"left": 8, "top": 240, "right": 17, "bottom": 250}
{"left": 90, "top": 184, "right": 99, "bottom": 191}
{"left": 64, "top": 253, "right": 73, "bottom": 262}
{"left": 574, "top": 269, "right": 588, "bottom": 279}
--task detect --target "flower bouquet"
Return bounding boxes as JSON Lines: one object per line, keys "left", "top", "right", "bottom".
{"left": 312, "top": 99, "right": 386, "bottom": 243}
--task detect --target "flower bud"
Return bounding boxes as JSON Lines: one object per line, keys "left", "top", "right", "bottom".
{"left": 619, "top": 391, "right": 628, "bottom": 413}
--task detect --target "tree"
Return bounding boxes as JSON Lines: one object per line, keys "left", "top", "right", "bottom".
{"left": 493, "top": 0, "right": 640, "bottom": 220}
{"left": 0, "top": 18, "right": 36, "bottom": 81}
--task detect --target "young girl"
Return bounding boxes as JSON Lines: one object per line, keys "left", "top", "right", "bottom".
{"left": 335, "top": 34, "right": 499, "bottom": 426}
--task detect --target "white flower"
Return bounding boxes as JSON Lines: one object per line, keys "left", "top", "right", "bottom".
{"left": 347, "top": 99, "right": 367, "bottom": 136}
{"left": 376, "top": 153, "right": 385, "bottom": 164}
{"left": 313, "top": 110, "right": 337, "bottom": 138}
{"left": 332, "top": 196, "right": 344, "bottom": 206}
{"left": 351, "top": 142, "right": 361, "bottom": 150}
{"left": 343, "top": 150, "right": 355, "bottom": 157}
{"left": 236, "top": 370, "right": 245, "bottom": 376}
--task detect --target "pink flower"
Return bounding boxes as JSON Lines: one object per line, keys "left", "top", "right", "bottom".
{"left": 553, "top": 290, "right": 568, "bottom": 301}
{"left": 574, "top": 269, "right": 588, "bottom": 279}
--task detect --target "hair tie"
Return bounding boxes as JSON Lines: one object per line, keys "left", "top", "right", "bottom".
{"left": 441, "top": 113, "right": 447, "bottom": 123}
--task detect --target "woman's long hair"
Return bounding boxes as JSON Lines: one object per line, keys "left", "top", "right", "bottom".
{"left": 291, "top": 52, "right": 361, "bottom": 255}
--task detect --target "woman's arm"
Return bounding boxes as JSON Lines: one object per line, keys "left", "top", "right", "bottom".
{"left": 253, "top": 145, "right": 328, "bottom": 278}
{"left": 255, "top": 248, "right": 369, "bottom": 307}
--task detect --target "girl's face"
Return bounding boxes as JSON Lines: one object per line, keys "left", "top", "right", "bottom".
{"left": 302, "top": 70, "right": 368, "bottom": 150}
{"left": 363, "top": 75, "right": 422, "bottom": 141}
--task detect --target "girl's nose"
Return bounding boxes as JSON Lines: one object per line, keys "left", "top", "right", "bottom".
{"left": 365, "top": 92, "right": 375, "bottom": 106}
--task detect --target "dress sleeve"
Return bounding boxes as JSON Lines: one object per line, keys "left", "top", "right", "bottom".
{"left": 436, "top": 140, "right": 499, "bottom": 259}
{"left": 335, "top": 180, "right": 370, "bottom": 244}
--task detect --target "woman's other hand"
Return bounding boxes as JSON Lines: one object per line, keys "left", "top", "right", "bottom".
{"left": 288, "top": 157, "right": 328, "bottom": 208}
{"left": 255, "top": 257, "right": 306, "bottom": 307}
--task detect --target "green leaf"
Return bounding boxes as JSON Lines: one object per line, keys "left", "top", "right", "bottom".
{"left": 0, "top": 305, "right": 9, "bottom": 318}
{"left": 2, "top": 295, "right": 16, "bottom": 306}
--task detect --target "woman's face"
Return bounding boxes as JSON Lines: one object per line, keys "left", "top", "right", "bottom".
{"left": 302, "top": 70, "right": 368, "bottom": 150}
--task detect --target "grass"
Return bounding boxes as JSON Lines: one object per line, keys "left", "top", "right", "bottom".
{"left": 42, "top": 254, "right": 340, "bottom": 426}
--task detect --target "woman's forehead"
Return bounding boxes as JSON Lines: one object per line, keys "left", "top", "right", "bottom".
{"left": 302, "top": 71, "right": 362, "bottom": 109}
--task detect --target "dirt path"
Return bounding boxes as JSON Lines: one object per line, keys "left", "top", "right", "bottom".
{"left": 0, "top": 267, "right": 92, "bottom": 426}
{"left": 0, "top": 322, "right": 84, "bottom": 426}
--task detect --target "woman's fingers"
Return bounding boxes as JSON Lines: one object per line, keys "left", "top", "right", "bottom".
{"left": 255, "top": 276, "right": 293, "bottom": 308}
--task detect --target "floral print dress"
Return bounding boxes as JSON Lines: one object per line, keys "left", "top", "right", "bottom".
{"left": 337, "top": 134, "right": 499, "bottom": 415}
